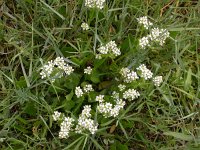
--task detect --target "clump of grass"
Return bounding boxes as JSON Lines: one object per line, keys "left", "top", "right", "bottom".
{"left": 0, "top": 0, "right": 200, "bottom": 149}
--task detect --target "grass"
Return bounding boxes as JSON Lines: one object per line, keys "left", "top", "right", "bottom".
{"left": 0, "top": 0, "right": 200, "bottom": 149}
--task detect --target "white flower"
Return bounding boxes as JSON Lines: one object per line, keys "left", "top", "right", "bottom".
{"left": 116, "top": 99, "right": 126, "bottom": 109}
{"left": 97, "top": 45, "right": 109, "bottom": 54}
{"left": 75, "top": 105, "right": 98, "bottom": 134}
{"left": 110, "top": 99, "right": 126, "bottom": 117}
{"left": 149, "top": 28, "right": 169, "bottom": 46}
{"left": 59, "top": 117, "right": 74, "bottom": 139}
{"left": 84, "top": 66, "right": 93, "bottom": 75}
{"left": 137, "top": 64, "right": 153, "bottom": 80}
{"left": 139, "top": 36, "right": 150, "bottom": 49}
{"left": 137, "top": 16, "right": 153, "bottom": 29}
{"left": 153, "top": 76, "right": 163, "bottom": 86}
{"left": 112, "top": 91, "right": 120, "bottom": 100}
{"left": 120, "top": 68, "right": 130, "bottom": 77}
{"left": 124, "top": 71, "right": 139, "bottom": 83}
{"left": 85, "top": 0, "right": 106, "bottom": 9}
{"left": 110, "top": 107, "right": 120, "bottom": 117}
{"left": 120, "top": 68, "right": 139, "bottom": 83}
{"left": 123, "top": 89, "right": 140, "bottom": 101}
{"left": 83, "top": 84, "right": 94, "bottom": 93}
{"left": 59, "top": 130, "right": 69, "bottom": 139}
{"left": 81, "top": 22, "right": 89, "bottom": 30}
{"left": 75, "top": 86, "right": 84, "bottom": 98}
{"left": 106, "top": 41, "right": 121, "bottom": 56}
{"left": 76, "top": 118, "right": 98, "bottom": 134}
{"left": 96, "top": 95, "right": 104, "bottom": 103}
{"left": 95, "top": 54, "right": 102, "bottom": 59}
{"left": 54, "top": 57, "right": 74, "bottom": 76}
{"left": 75, "top": 125, "right": 83, "bottom": 134}
{"left": 97, "top": 99, "right": 125, "bottom": 117}
{"left": 118, "top": 84, "right": 126, "bottom": 91}
{"left": 97, "top": 102, "right": 113, "bottom": 117}
{"left": 97, "top": 41, "right": 121, "bottom": 57}
{"left": 52, "top": 111, "right": 61, "bottom": 121}
{"left": 54, "top": 57, "right": 65, "bottom": 69}
{"left": 81, "top": 105, "right": 92, "bottom": 118}
{"left": 138, "top": 26, "right": 169, "bottom": 48}
{"left": 40, "top": 60, "right": 54, "bottom": 79}
{"left": 40, "top": 57, "right": 74, "bottom": 81}
{"left": 63, "top": 64, "right": 74, "bottom": 76}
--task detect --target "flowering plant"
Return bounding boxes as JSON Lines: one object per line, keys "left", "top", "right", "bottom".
{"left": 2, "top": 0, "right": 199, "bottom": 149}
{"left": 39, "top": 10, "right": 169, "bottom": 148}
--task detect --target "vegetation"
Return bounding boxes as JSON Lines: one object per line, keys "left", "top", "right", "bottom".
{"left": 0, "top": 0, "right": 200, "bottom": 149}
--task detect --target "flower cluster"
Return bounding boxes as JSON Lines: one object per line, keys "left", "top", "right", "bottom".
{"left": 40, "top": 60, "right": 54, "bottom": 79}
{"left": 40, "top": 57, "right": 74, "bottom": 82}
{"left": 120, "top": 67, "right": 139, "bottom": 83}
{"left": 137, "top": 17, "right": 170, "bottom": 49}
{"left": 97, "top": 99, "right": 125, "bottom": 118}
{"left": 139, "top": 28, "right": 170, "bottom": 48}
{"left": 52, "top": 111, "right": 61, "bottom": 121}
{"left": 97, "top": 41, "right": 121, "bottom": 57}
{"left": 137, "top": 16, "right": 153, "bottom": 29}
{"left": 52, "top": 107, "right": 98, "bottom": 137}
{"left": 139, "top": 36, "right": 150, "bottom": 49}
{"left": 75, "top": 105, "right": 98, "bottom": 134}
{"left": 85, "top": 0, "right": 106, "bottom": 9}
{"left": 84, "top": 66, "right": 93, "bottom": 75}
{"left": 75, "top": 86, "right": 84, "bottom": 98}
{"left": 83, "top": 84, "right": 94, "bottom": 93}
{"left": 95, "top": 54, "right": 102, "bottom": 59}
{"left": 80, "top": 105, "right": 92, "bottom": 118}
{"left": 81, "top": 22, "right": 89, "bottom": 30}
{"left": 96, "top": 94, "right": 125, "bottom": 118}
{"left": 97, "top": 102, "right": 112, "bottom": 117}
{"left": 75, "top": 84, "right": 94, "bottom": 97}
{"left": 123, "top": 89, "right": 140, "bottom": 101}
{"left": 137, "top": 64, "right": 153, "bottom": 80}
{"left": 52, "top": 111, "right": 75, "bottom": 139}
{"left": 149, "top": 28, "right": 170, "bottom": 46}
{"left": 153, "top": 76, "right": 163, "bottom": 86}
{"left": 112, "top": 91, "right": 120, "bottom": 100}
{"left": 59, "top": 117, "right": 75, "bottom": 138}
{"left": 95, "top": 95, "right": 105, "bottom": 103}
{"left": 118, "top": 84, "right": 126, "bottom": 91}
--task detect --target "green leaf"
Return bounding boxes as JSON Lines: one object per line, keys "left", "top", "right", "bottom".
{"left": 119, "top": 121, "right": 129, "bottom": 139}
{"left": 169, "top": 31, "right": 178, "bottom": 39}
{"left": 64, "top": 73, "right": 81, "bottom": 89}
{"left": 90, "top": 137, "right": 104, "bottom": 150}
{"left": 184, "top": 68, "right": 192, "bottom": 91}
{"left": 110, "top": 140, "right": 128, "bottom": 150}
{"left": 163, "top": 131, "right": 194, "bottom": 141}
{"left": 0, "top": 130, "right": 8, "bottom": 137}
{"left": 94, "top": 58, "right": 106, "bottom": 69}
{"left": 63, "top": 136, "right": 84, "bottom": 150}
{"left": 13, "top": 124, "right": 29, "bottom": 134}
{"left": 98, "top": 81, "right": 113, "bottom": 90}
{"left": 101, "top": 118, "right": 115, "bottom": 127}
{"left": 24, "top": 102, "right": 37, "bottom": 116}
{"left": 120, "top": 120, "right": 134, "bottom": 128}
{"left": 65, "top": 90, "right": 74, "bottom": 101}
{"left": 73, "top": 96, "right": 84, "bottom": 114}
{"left": 88, "top": 91, "right": 96, "bottom": 102}
{"left": 63, "top": 100, "right": 75, "bottom": 111}
{"left": 61, "top": 46, "right": 77, "bottom": 57}
{"left": 15, "top": 76, "right": 27, "bottom": 88}
{"left": 90, "top": 70, "right": 100, "bottom": 84}
{"left": 74, "top": 137, "right": 84, "bottom": 150}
